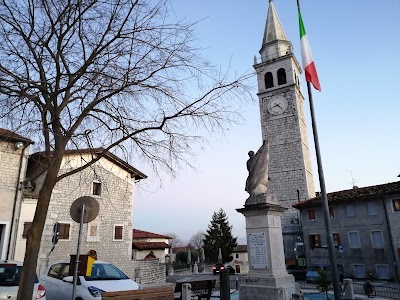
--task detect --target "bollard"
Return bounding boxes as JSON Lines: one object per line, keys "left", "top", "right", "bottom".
{"left": 220, "top": 269, "right": 230, "bottom": 300}
{"left": 292, "top": 293, "right": 304, "bottom": 300}
{"left": 182, "top": 283, "right": 192, "bottom": 300}
{"left": 342, "top": 278, "right": 355, "bottom": 300}
{"left": 168, "top": 264, "right": 174, "bottom": 276}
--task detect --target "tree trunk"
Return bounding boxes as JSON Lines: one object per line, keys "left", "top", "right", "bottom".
{"left": 17, "top": 169, "right": 58, "bottom": 300}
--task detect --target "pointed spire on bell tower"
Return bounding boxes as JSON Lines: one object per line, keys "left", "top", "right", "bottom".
{"left": 259, "top": 0, "right": 292, "bottom": 63}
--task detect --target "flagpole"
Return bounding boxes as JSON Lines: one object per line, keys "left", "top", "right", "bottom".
{"left": 306, "top": 81, "right": 341, "bottom": 300}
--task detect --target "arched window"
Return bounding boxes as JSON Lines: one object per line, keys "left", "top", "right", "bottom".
{"left": 264, "top": 72, "right": 273, "bottom": 89}
{"left": 277, "top": 68, "right": 287, "bottom": 85}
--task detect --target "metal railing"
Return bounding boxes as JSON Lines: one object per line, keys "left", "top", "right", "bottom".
{"left": 211, "top": 279, "right": 400, "bottom": 299}
{"left": 298, "top": 281, "right": 400, "bottom": 300}
{"left": 352, "top": 282, "right": 400, "bottom": 300}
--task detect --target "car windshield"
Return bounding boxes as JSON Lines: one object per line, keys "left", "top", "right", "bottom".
{"left": 0, "top": 265, "right": 38, "bottom": 286}
{"left": 308, "top": 265, "right": 322, "bottom": 271}
{"left": 84, "top": 263, "right": 129, "bottom": 281}
{"left": 308, "top": 265, "right": 330, "bottom": 271}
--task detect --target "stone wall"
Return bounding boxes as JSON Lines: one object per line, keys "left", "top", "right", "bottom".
{"left": 129, "top": 259, "right": 166, "bottom": 285}
{"left": 256, "top": 66, "right": 316, "bottom": 260}
{"left": 0, "top": 141, "right": 30, "bottom": 260}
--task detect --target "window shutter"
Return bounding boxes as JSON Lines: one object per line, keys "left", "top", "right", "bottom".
{"left": 333, "top": 233, "right": 341, "bottom": 246}
{"left": 114, "top": 225, "right": 123, "bottom": 240}
{"left": 329, "top": 206, "right": 334, "bottom": 218}
{"left": 59, "top": 223, "right": 70, "bottom": 239}
{"left": 22, "top": 222, "right": 32, "bottom": 238}
{"left": 308, "top": 209, "right": 316, "bottom": 220}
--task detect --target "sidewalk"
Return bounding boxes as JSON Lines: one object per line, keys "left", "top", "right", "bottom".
{"left": 301, "top": 289, "right": 388, "bottom": 300}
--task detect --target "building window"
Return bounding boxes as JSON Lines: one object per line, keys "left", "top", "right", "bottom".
{"left": 376, "top": 265, "right": 389, "bottom": 280}
{"left": 59, "top": 223, "right": 71, "bottom": 240}
{"left": 60, "top": 263, "right": 70, "bottom": 279}
{"left": 371, "top": 230, "right": 384, "bottom": 248}
{"left": 353, "top": 264, "right": 365, "bottom": 278}
{"left": 367, "top": 202, "right": 378, "bottom": 215}
{"left": 47, "top": 263, "right": 63, "bottom": 278}
{"left": 348, "top": 231, "right": 361, "bottom": 248}
{"left": 264, "top": 72, "right": 274, "bottom": 89}
{"left": 309, "top": 234, "right": 320, "bottom": 249}
{"left": 333, "top": 233, "right": 341, "bottom": 246}
{"left": 308, "top": 209, "right": 316, "bottom": 221}
{"left": 345, "top": 204, "right": 355, "bottom": 217}
{"left": 114, "top": 225, "right": 123, "bottom": 240}
{"left": 236, "top": 254, "right": 239, "bottom": 259}
{"left": 329, "top": 206, "right": 335, "bottom": 218}
{"left": 93, "top": 182, "right": 102, "bottom": 196}
{"left": 392, "top": 199, "right": 400, "bottom": 212}
{"left": 22, "top": 222, "right": 32, "bottom": 238}
{"left": 277, "top": 68, "right": 287, "bottom": 85}
{"left": 87, "top": 223, "right": 99, "bottom": 242}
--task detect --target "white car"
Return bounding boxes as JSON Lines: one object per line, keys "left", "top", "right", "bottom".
{"left": 41, "top": 260, "right": 140, "bottom": 299}
{"left": 0, "top": 260, "right": 46, "bottom": 300}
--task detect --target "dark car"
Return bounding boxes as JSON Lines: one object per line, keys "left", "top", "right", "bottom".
{"left": 212, "top": 263, "right": 235, "bottom": 275}
{"left": 286, "top": 264, "right": 307, "bottom": 280}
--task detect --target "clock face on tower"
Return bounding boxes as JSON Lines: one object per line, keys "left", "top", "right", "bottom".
{"left": 267, "top": 95, "right": 288, "bottom": 115}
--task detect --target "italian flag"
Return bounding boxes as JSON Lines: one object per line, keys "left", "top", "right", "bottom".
{"left": 298, "top": 5, "right": 321, "bottom": 91}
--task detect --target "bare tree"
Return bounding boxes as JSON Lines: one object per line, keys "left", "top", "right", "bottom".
{"left": 0, "top": 0, "right": 252, "bottom": 297}
{"left": 189, "top": 231, "right": 205, "bottom": 249}
{"left": 165, "top": 232, "right": 183, "bottom": 248}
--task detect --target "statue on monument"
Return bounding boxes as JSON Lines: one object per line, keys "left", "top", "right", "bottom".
{"left": 245, "top": 139, "right": 269, "bottom": 195}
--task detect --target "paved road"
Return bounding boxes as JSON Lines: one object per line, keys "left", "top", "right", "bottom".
{"left": 166, "top": 273, "right": 400, "bottom": 299}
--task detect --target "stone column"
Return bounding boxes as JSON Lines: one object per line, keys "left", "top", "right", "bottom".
{"left": 342, "top": 278, "right": 355, "bottom": 300}
{"left": 236, "top": 192, "right": 299, "bottom": 300}
{"left": 181, "top": 283, "right": 192, "bottom": 300}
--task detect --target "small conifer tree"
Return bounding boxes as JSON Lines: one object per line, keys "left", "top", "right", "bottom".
{"left": 203, "top": 208, "right": 238, "bottom": 263}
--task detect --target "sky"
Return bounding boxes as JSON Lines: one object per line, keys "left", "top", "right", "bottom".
{"left": 133, "top": 0, "right": 400, "bottom": 244}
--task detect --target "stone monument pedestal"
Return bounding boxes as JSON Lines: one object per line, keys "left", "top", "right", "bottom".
{"left": 237, "top": 192, "right": 300, "bottom": 300}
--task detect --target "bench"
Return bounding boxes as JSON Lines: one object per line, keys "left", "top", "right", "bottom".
{"left": 174, "top": 279, "right": 215, "bottom": 300}
{"left": 102, "top": 287, "right": 174, "bottom": 300}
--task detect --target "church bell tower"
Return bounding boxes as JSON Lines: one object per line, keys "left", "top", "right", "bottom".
{"left": 254, "top": 0, "right": 316, "bottom": 261}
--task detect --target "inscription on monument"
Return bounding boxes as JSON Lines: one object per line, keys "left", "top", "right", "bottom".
{"left": 249, "top": 232, "right": 268, "bottom": 269}
{"left": 271, "top": 232, "right": 284, "bottom": 270}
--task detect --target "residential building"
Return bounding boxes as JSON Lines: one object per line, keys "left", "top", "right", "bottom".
{"left": 132, "top": 229, "right": 171, "bottom": 263}
{"left": 0, "top": 129, "right": 33, "bottom": 260}
{"left": 293, "top": 182, "right": 400, "bottom": 281}
{"left": 0, "top": 130, "right": 168, "bottom": 283}
{"left": 231, "top": 245, "right": 249, "bottom": 274}
{"left": 17, "top": 148, "right": 147, "bottom": 278}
